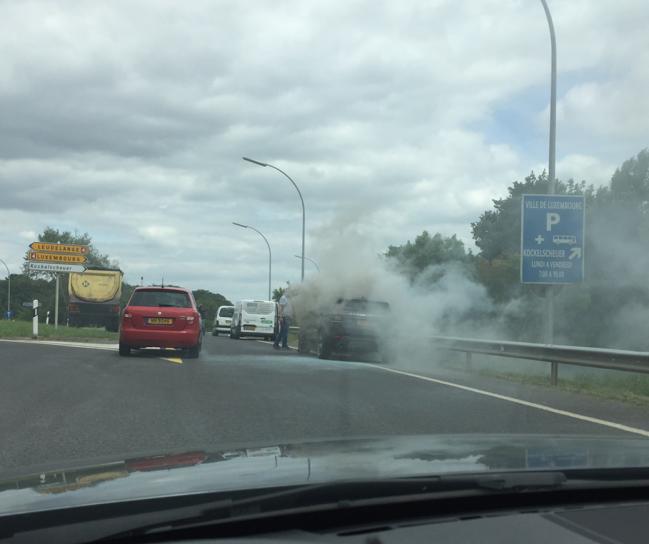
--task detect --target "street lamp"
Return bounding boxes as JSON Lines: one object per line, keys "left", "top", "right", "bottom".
{"left": 0, "top": 258, "right": 10, "bottom": 320}
{"left": 294, "top": 254, "right": 320, "bottom": 272}
{"left": 242, "top": 157, "right": 306, "bottom": 282}
{"left": 233, "top": 222, "right": 272, "bottom": 301}
{"left": 540, "top": 0, "right": 558, "bottom": 383}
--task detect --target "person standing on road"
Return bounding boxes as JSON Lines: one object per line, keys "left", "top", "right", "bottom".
{"left": 198, "top": 304, "right": 207, "bottom": 335}
{"left": 274, "top": 291, "right": 293, "bottom": 350}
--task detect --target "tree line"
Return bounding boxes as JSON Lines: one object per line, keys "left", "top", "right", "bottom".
{"left": 0, "top": 228, "right": 231, "bottom": 325}
{"left": 385, "top": 148, "right": 649, "bottom": 349}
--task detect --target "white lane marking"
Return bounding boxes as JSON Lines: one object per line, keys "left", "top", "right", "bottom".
{"left": 367, "top": 364, "right": 649, "bottom": 438}
{"left": 0, "top": 338, "right": 117, "bottom": 351}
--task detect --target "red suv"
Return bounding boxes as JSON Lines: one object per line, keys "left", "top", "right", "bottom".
{"left": 119, "top": 286, "right": 202, "bottom": 358}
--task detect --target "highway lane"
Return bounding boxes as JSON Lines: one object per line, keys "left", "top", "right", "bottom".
{"left": 1, "top": 335, "right": 648, "bottom": 473}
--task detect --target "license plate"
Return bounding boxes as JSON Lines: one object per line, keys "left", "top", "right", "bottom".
{"left": 148, "top": 317, "right": 173, "bottom": 325}
{"left": 243, "top": 325, "right": 256, "bottom": 331}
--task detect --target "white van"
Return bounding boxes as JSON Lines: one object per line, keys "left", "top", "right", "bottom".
{"left": 230, "top": 300, "right": 278, "bottom": 340}
{"left": 212, "top": 305, "right": 234, "bottom": 336}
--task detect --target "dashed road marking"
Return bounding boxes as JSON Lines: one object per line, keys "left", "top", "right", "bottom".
{"left": 161, "top": 357, "right": 183, "bottom": 365}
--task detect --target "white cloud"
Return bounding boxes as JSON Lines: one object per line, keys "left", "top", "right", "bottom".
{"left": 0, "top": 0, "right": 645, "bottom": 301}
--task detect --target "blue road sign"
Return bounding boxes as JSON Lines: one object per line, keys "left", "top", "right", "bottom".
{"left": 521, "top": 194, "right": 585, "bottom": 284}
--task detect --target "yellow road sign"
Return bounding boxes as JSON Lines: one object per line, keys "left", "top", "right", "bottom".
{"left": 29, "top": 242, "right": 89, "bottom": 255}
{"left": 28, "top": 251, "right": 87, "bottom": 264}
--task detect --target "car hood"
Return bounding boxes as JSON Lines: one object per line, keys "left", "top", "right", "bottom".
{"left": 2, "top": 433, "right": 649, "bottom": 515}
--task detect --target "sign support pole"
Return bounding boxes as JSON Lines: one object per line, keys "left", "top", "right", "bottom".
{"left": 541, "top": 0, "right": 558, "bottom": 385}
{"left": 55, "top": 274, "right": 59, "bottom": 329}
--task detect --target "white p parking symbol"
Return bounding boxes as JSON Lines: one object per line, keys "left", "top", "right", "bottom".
{"left": 546, "top": 212, "right": 560, "bottom": 232}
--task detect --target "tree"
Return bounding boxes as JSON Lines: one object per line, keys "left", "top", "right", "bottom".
{"left": 385, "top": 231, "right": 469, "bottom": 284}
{"left": 470, "top": 171, "right": 593, "bottom": 304}
{"left": 469, "top": 150, "right": 649, "bottom": 348}
{"left": 471, "top": 172, "right": 591, "bottom": 262}
{"left": 192, "top": 289, "right": 232, "bottom": 324}
{"left": 272, "top": 287, "right": 286, "bottom": 302}
{"left": 23, "top": 227, "right": 117, "bottom": 276}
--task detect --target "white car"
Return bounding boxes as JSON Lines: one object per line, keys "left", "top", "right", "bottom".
{"left": 212, "top": 305, "right": 234, "bottom": 336}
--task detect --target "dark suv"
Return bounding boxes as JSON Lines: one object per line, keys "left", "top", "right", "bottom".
{"left": 299, "top": 298, "right": 391, "bottom": 363}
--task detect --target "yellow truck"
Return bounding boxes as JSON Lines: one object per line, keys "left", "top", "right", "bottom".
{"left": 68, "top": 268, "right": 124, "bottom": 332}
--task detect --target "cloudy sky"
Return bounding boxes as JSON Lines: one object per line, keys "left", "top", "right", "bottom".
{"left": 1, "top": 0, "right": 647, "bottom": 302}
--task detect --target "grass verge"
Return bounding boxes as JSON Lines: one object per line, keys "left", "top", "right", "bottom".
{"left": 480, "top": 369, "right": 649, "bottom": 407}
{"left": 288, "top": 331, "right": 299, "bottom": 349}
{"left": 0, "top": 320, "right": 118, "bottom": 342}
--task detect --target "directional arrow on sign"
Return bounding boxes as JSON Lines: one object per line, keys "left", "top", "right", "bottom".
{"left": 29, "top": 242, "right": 89, "bottom": 255}
{"left": 569, "top": 247, "right": 582, "bottom": 260}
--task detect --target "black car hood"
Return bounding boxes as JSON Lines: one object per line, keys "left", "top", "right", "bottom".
{"left": 2, "top": 433, "right": 649, "bottom": 516}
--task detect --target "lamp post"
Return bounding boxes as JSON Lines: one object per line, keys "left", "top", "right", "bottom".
{"left": 540, "top": 0, "right": 558, "bottom": 384}
{"left": 233, "top": 222, "right": 272, "bottom": 301}
{"left": 294, "top": 254, "right": 319, "bottom": 272}
{"left": 242, "top": 157, "right": 305, "bottom": 282}
{"left": 0, "top": 259, "right": 9, "bottom": 320}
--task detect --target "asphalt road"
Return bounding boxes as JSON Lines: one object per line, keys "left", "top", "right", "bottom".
{"left": 2, "top": 335, "right": 649, "bottom": 473}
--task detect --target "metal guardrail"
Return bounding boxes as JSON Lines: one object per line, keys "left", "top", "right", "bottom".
{"left": 287, "top": 326, "right": 649, "bottom": 385}
{"left": 430, "top": 336, "right": 649, "bottom": 377}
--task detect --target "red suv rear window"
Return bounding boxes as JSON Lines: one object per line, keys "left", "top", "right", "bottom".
{"left": 129, "top": 290, "right": 191, "bottom": 308}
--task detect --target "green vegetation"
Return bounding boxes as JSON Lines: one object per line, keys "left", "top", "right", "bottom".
{"left": 272, "top": 286, "right": 286, "bottom": 302}
{"left": 192, "top": 290, "right": 233, "bottom": 324}
{"left": 385, "top": 148, "right": 649, "bottom": 349}
{"left": 0, "top": 320, "right": 118, "bottom": 342}
{"left": 481, "top": 369, "right": 649, "bottom": 407}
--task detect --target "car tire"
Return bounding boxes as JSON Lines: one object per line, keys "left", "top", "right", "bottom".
{"left": 118, "top": 343, "right": 130, "bottom": 357}
{"left": 186, "top": 341, "right": 201, "bottom": 359}
{"left": 212, "top": 329, "right": 218, "bottom": 336}
{"left": 317, "top": 332, "right": 331, "bottom": 360}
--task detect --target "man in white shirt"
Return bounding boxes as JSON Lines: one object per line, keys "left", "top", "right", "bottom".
{"left": 273, "top": 292, "right": 293, "bottom": 350}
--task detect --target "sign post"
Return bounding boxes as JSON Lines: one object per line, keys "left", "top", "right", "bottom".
{"left": 521, "top": 194, "right": 585, "bottom": 384}
{"left": 32, "top": 299, "right": 38, "bottom": 339}
{"left": 27, "top": 242, "right": 89, "bottom": 330}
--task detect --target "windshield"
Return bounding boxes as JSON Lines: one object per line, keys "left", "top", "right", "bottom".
{"left": 218, "top": 307, "right": 234, "bottom": 318}
{"left": 130, "top": 290, "right": 192, "bottom": 308}
{"left": 342, "top": 300, "right": 390, "bottom": 313}
{"left": 1, "top": 0, "right": 649, "bottom": 519}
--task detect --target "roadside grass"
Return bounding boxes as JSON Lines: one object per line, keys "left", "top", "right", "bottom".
{"left": 480, "top": 369, "right": 649, "bottom": 407}
{"left": 0, "top": 320, "right": 118, "bottom": 342}
{"left": 288, "top": 331, "right": 299, "bottom": 349}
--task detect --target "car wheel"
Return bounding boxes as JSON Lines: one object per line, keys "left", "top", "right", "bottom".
{"left": 118, "top": 343, "right": 130, "bottom": 357}
{"left": 186, "top": 341, "right": 201, "bottom": 359}
{"left": 317, "top": 331, "right": 331, "bottom": 360}
{"left": 212, "top": 329, "right": 218, "bottom": 336}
